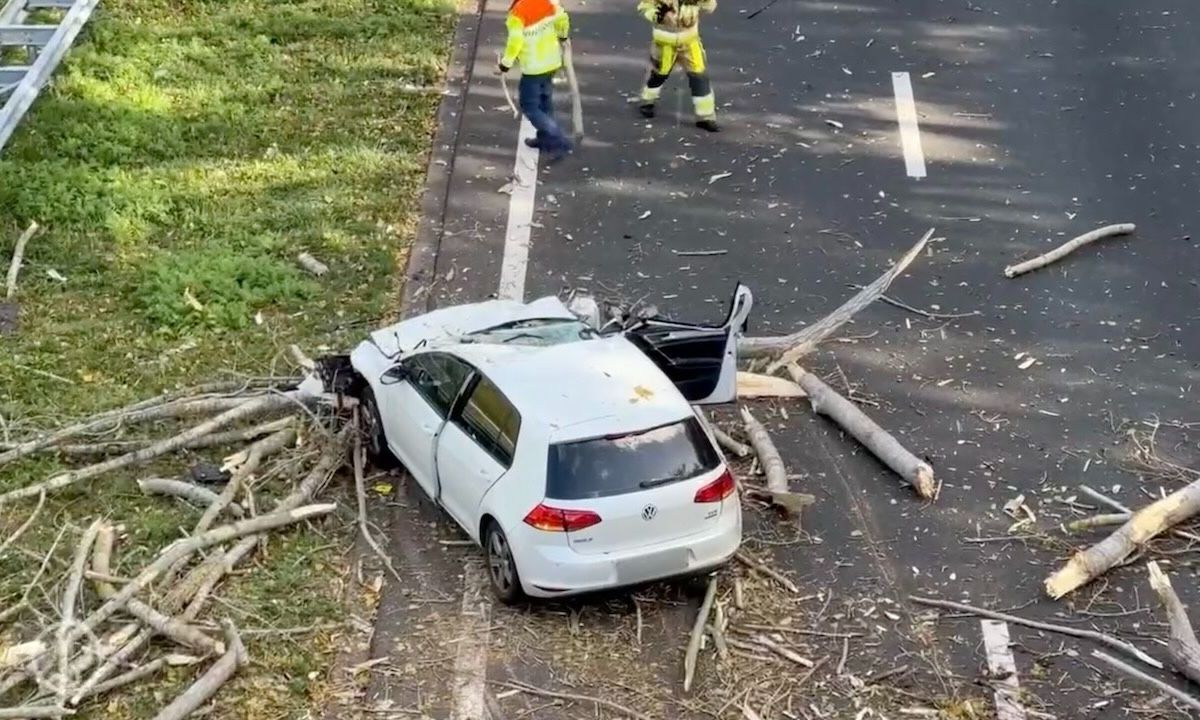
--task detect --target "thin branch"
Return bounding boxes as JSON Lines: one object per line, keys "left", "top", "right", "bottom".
{"left": 5, "top": 221, "right": 40, "bottom": 299}
{"left": 0, "top": 394, "right": 305, "bottom": 506}
{"left": 739, "top": 229, "right": 932, "bottom": 363}
{"left": 910, "top": 595, "right": 1161, "bottom": 669}
{"left": 496, "top": 680, "right": 653, "bottom": 720}
{"left": 1091, "top": 650, "right": 1200, "bottom": 712}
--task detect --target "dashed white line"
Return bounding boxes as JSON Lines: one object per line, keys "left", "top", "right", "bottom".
{"left": 449, "top": 558, "right": 491, "bottom": 720}
{"left": 980, "top": 619, "right": 1027, "bottom": 720}
{"left": 891, "top": 71, "right": 927, "bottom": 179}
{"left": 497, "top": 117, "right": 540, "bottom": 301}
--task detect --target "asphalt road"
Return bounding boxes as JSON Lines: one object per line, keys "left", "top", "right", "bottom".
{"left": 363, "top": 0, "right": 1200, "bottom": 717}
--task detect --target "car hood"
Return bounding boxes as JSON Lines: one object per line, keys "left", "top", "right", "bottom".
{"left": 363, "top": 296, "right": 577, "bottom": 359}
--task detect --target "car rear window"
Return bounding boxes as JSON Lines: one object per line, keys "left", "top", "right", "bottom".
{"left": 546, "top": 417, "right": 721, "bottom": 500}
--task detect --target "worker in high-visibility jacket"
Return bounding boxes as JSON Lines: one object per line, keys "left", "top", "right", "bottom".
{"left": 636, "top": 0, "right": 719, "bottom": 132}
{"left": 499, "top": 0, "right": 573, "bottom": 160}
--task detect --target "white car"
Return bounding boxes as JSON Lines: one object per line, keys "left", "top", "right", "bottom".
{"left": 334, "top": 287, "right": 752, "bottom": 603}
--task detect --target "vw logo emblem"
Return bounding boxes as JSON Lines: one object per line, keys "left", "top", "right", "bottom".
{"left": 641, "top": 504, "right": 657, "bottom": 521}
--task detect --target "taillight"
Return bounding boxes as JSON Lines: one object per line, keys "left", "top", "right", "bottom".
{"left": 694, "top": 469, "right": 736, "bottom": 503}
{"left": 523, "top": 503, "right": 602, "bottom": 532}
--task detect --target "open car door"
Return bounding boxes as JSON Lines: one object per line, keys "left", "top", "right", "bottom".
{"left": 624, "top": 285, "right": 753, "bottom": 405}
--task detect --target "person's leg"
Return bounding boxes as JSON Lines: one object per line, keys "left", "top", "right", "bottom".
{"left": 519, "top": 74, "right": 567, "bottom": 152}
{"left": 639, "top": 42, "right": 674, "bottom": 118}
{"left": 684, "top": 37, "right": 718, "bottom": 131}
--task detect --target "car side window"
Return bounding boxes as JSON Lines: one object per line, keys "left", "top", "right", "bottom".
{"left": 403, "top": 353, "right": 473, "bottom": 418}
{"left": 454, "top": 375, "right": 521, "bottom": 468}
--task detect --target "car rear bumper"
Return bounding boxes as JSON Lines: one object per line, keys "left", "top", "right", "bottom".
{"left": 510, "top": 502, "right": 741, "bottom": 598}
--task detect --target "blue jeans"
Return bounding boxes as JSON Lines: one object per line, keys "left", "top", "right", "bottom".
{"left": 519, "top": 72, "right": 570, "bottom": 153}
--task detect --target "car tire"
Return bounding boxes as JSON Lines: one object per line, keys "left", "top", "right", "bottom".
{"left": 360, "top": 387, "right": 397, "bottom": 468}
{"left": 483, "top": 521, "right": 524, "bottom": 605}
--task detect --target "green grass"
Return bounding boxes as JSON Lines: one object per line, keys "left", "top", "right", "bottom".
{"left": 0, "top": 0, "right": 455, "bottom": 715}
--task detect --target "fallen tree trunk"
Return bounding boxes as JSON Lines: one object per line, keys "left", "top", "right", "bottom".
{"left": 1004, "top": 223, "right": 1136, "bottom": 278}
{"left": 739, "top": 229, "right": 932, "bottom": 363}
{"left": 787, "top": 366, "right": 936, "bottom": 499}
{"left": 1045, "top": 477, "right": 1200, "bottom": 599}
{"left": 739, "top": 407, "right": 814, "bottom": 516}
{"left": 1147, "top": 562, "right": 1200, "bottom": 684}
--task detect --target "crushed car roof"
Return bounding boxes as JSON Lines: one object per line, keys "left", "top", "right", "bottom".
{"left": 366, "top": 296, "right": 575, "bottom": 358}
{"left": 451, "top": 336, "right": 691, "bottom": 439}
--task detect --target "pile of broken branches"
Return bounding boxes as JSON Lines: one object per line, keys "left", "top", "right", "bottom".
{"left": 0, "top": 377, "right": 360, "bottom": 717}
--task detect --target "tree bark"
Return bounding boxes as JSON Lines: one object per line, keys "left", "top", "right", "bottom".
{"left": 89, "top": 522, "right": 222, "bottom": 656}
{"left": 739, "top": 407, "right": 814, "bottom": 516}
{"left": 1004, "top": 223, "right": 1136, "bottom": 278}
{"left": 57, "top": 520, "right": 102, "bottom": 701}
{"left": 683, "top": 575, "right": 718, "bottom": 692}
{"left": 150, "top": 621, "right": 247, "bottom": 720}
{"left": 695, "top": 407, "right": 749, "bottom": 458}
{"left": 738, "top": 229, "right": 932, "bottom": 363}
{"left": 788, "top": 366, "right": 936, "bottom": 499}
{"left": 1045, "top": 478, "right": 1200, "bottom": 599}
{"left": 1147, "top": 561, "right": 1200, "bottom": 684}
{"left": 137, "top": 479, "right": 244, "bottom": 517}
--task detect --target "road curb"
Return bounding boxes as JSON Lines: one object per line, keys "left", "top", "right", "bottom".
{"left": 401, "top": 0, "right": 487, "bottom": 320}
{"left": 318, "top": 0, "right": 487, "bottom": 714}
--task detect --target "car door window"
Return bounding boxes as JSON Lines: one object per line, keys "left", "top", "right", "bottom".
{"left": 403, "top": 353, "right": 473, "bottom": 418}
{"left": 453, "top": 375, "right": 521, "bottom": 468}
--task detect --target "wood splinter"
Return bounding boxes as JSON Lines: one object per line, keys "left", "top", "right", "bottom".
{"left": 1147, "top": 561, "right": 1200, "bottom": 684}
{"left": 787, "top": 365, "right": 936, "bottom": 500}
{"left": 1004, "top": 223, "right": 1136, "bottom": 278}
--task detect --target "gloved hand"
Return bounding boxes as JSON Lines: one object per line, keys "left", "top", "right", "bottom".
{"left": 655, "top": 3, "right": 673, "bottom": 22}
{"left": 497, "top": 62, "right": 510, "bottom": 75}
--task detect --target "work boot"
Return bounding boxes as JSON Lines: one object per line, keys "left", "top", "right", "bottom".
{"left": 546, "top": 140, "right": 574, "bottom": 164}
{"left": 696, "top": 118, "right": 720, "bottom": 133}
{"left": 524, "top": 137, "right": 542, "bottom": 149}
{"left": 639, "top": 103, "right": 656, "bottom": 119}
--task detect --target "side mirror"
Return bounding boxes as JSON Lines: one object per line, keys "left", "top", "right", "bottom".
{"left": 381, "top": 365, "right": 408, "bottom": 385}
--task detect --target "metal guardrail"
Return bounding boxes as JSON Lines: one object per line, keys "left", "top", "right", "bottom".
{"left": 0, "top": 0, "right": 99, "bottom": 152}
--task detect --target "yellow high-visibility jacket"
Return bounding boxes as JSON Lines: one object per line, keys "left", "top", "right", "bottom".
{"left": 638, "top": 0, "right": 715, "bottom": 44}
{"left": 502, "top": 0, "right": 570, "bottom": 75}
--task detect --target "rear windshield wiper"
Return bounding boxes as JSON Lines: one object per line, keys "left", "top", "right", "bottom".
{"left": 639, "top": 476, "right": 679, "bottom": 489}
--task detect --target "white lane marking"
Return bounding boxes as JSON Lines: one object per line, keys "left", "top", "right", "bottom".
{"left": 450, "top": 558, "right": 491, "bottom": 720}
{"left": 980, "top": 620, "right": 1026, "bottom": 720}
{"left": 891, "top": 71, "right": 927, "bottom": 179}
{"left": 497, "top": 117, "right": 540, "bottom": 301}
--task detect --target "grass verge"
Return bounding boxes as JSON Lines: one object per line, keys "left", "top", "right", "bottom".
{"left": 0, "top": 0, "right": 454, "bottom": 715}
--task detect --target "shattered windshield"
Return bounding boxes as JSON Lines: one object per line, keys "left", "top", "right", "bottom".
{"left": 463, "top": 318, "right": 597, "bottom": 347}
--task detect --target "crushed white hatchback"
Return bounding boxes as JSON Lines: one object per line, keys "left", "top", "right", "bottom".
{"left": 328, "top": 287, "right": 752, "bottom": 603}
